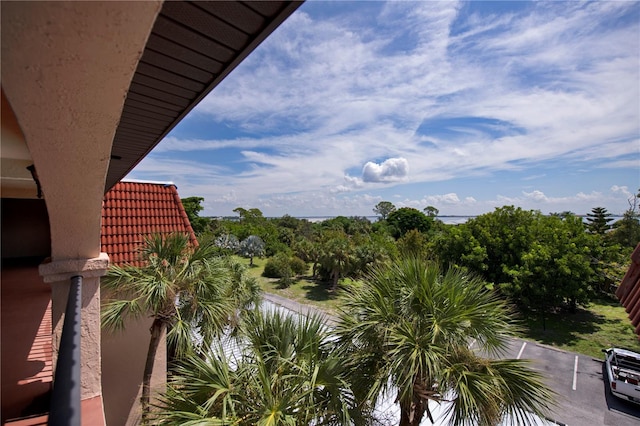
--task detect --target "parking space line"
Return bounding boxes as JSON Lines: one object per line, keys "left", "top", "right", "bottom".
{"left": 572, "top": 355, "right": 578, "bottom": 390}
{"left": 517, "top": 341, "right": 527, "bottom": 359}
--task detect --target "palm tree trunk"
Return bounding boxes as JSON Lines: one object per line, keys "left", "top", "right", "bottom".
{"left": 398, "top": 391, "right": 426, "bottom": 426}
{"left": 141, "top": 318, "right": 164, "bottom": 423}
{"left": 331, "top": 268, "right": 339, "bottom": 291}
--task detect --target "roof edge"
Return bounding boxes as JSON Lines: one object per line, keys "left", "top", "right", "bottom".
{"left": 120, "top": 178, "right": 176, "bottom": 186}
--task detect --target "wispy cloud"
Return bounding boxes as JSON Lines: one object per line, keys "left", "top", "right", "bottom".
{"left": 129, "top": 1, "right": 639, "bottom": 217}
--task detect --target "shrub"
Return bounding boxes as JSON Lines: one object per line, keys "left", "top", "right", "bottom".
{"left": 263, "top": 253, "right": 292, "bottom": 279}
{"left": 290, "top": 256, "right": 309, "bottom": 276}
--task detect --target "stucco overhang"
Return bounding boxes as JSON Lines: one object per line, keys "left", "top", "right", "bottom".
{"left": 1, "top": 1, "right": 303, "bottom": 199}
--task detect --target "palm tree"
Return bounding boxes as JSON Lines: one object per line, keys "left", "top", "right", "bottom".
{"left": 336, "top": 256, "right": 556, "bottom": 426}
{"left": 101, "top": 233, "right": 260, "bottom": 422}
{"left": 239, "top": 234, "right": 265, "bottom": 266}
{"left": 320, "top": 231, "right": 354, "bottom": 290}
{"left": 154, "top": 308, "right": 368, "bottom": 425}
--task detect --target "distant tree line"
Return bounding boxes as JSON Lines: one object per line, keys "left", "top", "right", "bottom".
{"left": 181, "top": 190, "right": 640, "bottom": 315}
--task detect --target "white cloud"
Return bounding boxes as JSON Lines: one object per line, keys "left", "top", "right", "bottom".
{"left": 130, "top": 1, "right": 638, "bottom": 217}
{"left": 362, "top": 157, "right": 409, "bottom": 183}
{"left": 425, "top": 193, "right": 462, "bottom": 205}
{"left": 523, "top": 190, "right": 548, "bottom": 202}
{"left": 611, "top": 185, "right": 632, "bottom": 198}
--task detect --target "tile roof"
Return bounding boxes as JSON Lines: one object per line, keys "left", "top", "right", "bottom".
{"left": 101, "top": 181, "right": 197, "bottom": 266}
{"left": 616, "top": 243, "right": 640, "bottom": 338}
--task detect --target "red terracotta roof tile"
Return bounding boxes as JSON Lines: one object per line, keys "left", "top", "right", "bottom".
{"left": 616, "top": 243, "right": 640, "bottom": 338}
{"left": 101, "top": 181, "right": 198, "bottom": 266}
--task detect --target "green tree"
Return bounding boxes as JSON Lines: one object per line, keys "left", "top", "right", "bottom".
{"left": 101, "top": 233, "right": 260, "bottom": 421}
{"left": 502, "top": 214, "right": 596, "bottom": 312}
{"left": 351, "top": 236, "right": 389, "bottom": 278}
{"left": 180, "top": 196, "right": 210, "bottom": 235}
{"left": 585, "top": 206, "right": 614, "bottom": 235}
{"left": 550, "top": 211, "right": 575, "bottom": 219}
{"left": 397, "top": 229, "right": 428, "bottom": 258}
{"left": 155, "top": 309, "right": 366, "bottom": 425}
{"left": 610, "top": 190, "right": 640, "bottom": 249}
{"left": 387, "top": 207, "right": 433, "bottom": 239}
{"left": 319, "top": 230, "right": 354, "bottom": 290}
{"left": 436, "top": 206, "right": 536, "bottom": 287}
{"left": 434, "top": 207, "right": 604, "bottom": 311}
{"left": 263, "top": 252, "right": 304, "bottom": 287}
{"left": 373, "top": 201, "right": 396, "bottom": 220}
{"left": 336, "top": 256, "right": 555, "bottom": 426}
{"left": 319, "top": 216, "right": 372, "bottom": 236}
{"left": 610, "top": 209, "right": 640, "bottom": 249}
{"left": 233, "top": 206, "right": 265, "bottom": 223}
{"left": 429, "top": 224, "right": 487, "bottom": 272}
{"left": 423, "top": 205, "right": 439, "bottom": 217}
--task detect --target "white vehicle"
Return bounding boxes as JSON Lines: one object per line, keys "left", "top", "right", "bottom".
{"left": 604, "top": 347, "right": 640, "bottom": 404}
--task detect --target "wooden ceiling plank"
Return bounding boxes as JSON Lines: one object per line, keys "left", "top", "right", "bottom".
{"left": 141, "top": 49, "right": 213, "bottom": 83}
{"left": 161, "top": 1, "right": 249, "bottom": 50}
{"left": 145, "top": 33, "right": 224, "bottom": 74}
{"left": 132, "top": 72, "right": 199, "bottom": 101}
{"left": 120, "top": 109, "right": 174, "bottom": 129}
{"left": 195, "top": 1, "right": 266, "bottom": 34}
{"left": 126, "top": 92, "right": 185, "bottom": 113}
{"left": 152, "top": 15, "right": 236, "bottom": 63}
{"left": 122, "top": 101, "right": 178, "bottom": 120}
{"left": 135, "top": 62, "right": 206, "bottom": 93}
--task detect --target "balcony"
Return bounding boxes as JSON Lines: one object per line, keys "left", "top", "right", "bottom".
{"left": 1, "top": 259, "right": 52, "bottom": 423}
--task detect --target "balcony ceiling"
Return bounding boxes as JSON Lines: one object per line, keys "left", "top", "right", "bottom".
{"left": 106, "top": 1, "right": 303, "bottom": 192}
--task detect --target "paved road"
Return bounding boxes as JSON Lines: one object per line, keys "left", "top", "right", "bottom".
{"left": 262, "top": 293, "right": 640, "bottom": 426}
{"left": 498, "top": 339, "right": 640, "bottom": 426}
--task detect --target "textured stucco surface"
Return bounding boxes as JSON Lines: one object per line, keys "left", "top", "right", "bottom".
{"left": 102, "top": 316, "right": 167, "bottom": 425}
{"left": 1, "top": 2, "right": 162, "bottom": 422}
{"left": 1, "top": 1, "right": 162, "bottom": 260}
{"left": 40, "top": 259, "right": 108, "bottom": 401}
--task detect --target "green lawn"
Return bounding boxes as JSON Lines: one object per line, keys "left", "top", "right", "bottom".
{"left": 522, "top": 299, "right": 640, "bottom": 358}
{"left": 239, "top": 256, "right": 343, "bottom": 315}
{"left": 239, "top": 256, "right": 640, "bottom": 358}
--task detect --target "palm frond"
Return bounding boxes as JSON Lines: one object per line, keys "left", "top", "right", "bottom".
{"left": 101, "top": 298, "right": 144, "bottom": 332}
{"left": 336, "top": 254, "right": 555, "bottom": 426}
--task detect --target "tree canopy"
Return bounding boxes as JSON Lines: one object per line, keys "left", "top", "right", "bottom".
{"left": 386, "top": 207, "right": 433, "bottom": 239}
{"left": 155, "top": 309, "right": 366, "bottom": 425}
{"left": 102, "top": 233, "right": 260, "bottom": 420}
{"left": 180, "top": 196, "right": 210, "bottom": 235}
{"left": 431, "top": 207, "right": 610, "bottom": 311}
{"left": 373, "top": 201, "right": 396, "bottom": 220}
{"left": 336, "top": 256, "right": 555, "bottom": 426}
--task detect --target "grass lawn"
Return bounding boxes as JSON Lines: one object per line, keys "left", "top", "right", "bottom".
{"left": 239, "top": 256, "right": 640, "bottom": 358}
{"left": 238, "top": 256, "right": 343, "bottom": 315}
{"left": 522, "top": 299, "right": 640, "bottom": 358}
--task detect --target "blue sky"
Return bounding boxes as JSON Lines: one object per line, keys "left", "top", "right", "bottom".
{"left": 128, "top": 0, "right": 640, "bottom": 217}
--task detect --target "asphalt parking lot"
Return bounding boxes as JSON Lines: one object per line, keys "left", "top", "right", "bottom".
{"left": 500, "top": 338, "right": 640, "bottom": 426}
{"left": 264, "top": 293, "right": 640, "bottom": 425}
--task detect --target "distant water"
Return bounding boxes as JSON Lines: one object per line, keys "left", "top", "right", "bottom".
{"left": 297, "top": 215, "right": 626, "bottom": 225}
{"left": 298, "top": 215, "right": 475, "bottom": 225}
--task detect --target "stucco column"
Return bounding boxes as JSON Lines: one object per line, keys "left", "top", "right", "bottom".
{"left": 2, "top": 3, "right": 161, "bottom": 422}
{"left": 39, "top": 254, "right": 110, "bottom": 403}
